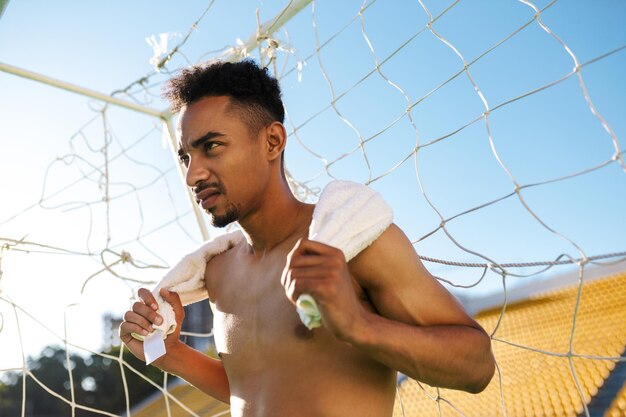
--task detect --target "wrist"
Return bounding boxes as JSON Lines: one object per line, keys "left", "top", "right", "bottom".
{"left": 339, "top": 308, "right": 375, "bottom": 346}
{"left": 153, "top": 339, "right": 187, "bottom": 374}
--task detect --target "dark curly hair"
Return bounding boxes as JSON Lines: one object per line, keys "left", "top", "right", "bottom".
{"left": 163, "top": 59, "right": 285, "bottom": 134}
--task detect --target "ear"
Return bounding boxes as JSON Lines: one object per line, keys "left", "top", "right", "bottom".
{"left": 264, "top": 121, "right": 287, "bottom": 161}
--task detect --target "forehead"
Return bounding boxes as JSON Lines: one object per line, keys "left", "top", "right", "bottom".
{"left": 177, "top": 95, "right": 239, "bottom": 145}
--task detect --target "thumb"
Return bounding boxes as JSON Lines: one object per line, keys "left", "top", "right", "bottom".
{"left": 159, "top": 288, "right": 185, "bottom": 322}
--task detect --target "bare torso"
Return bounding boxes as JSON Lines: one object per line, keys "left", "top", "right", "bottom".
{"left": 205, "top": 232, "right": 397, "bottom": 417}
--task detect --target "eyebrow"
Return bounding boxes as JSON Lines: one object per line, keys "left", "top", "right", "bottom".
{"left": 178, "top": 131, "right": 225, "bottom": 157}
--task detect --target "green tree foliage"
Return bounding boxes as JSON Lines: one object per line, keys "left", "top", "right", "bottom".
{"left": 0, "top": 344, "right": 166, "bottom": 416}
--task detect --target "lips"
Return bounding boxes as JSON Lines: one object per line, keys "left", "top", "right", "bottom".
{"left": 195, "top": 188, "right": 221, "bottom": 210}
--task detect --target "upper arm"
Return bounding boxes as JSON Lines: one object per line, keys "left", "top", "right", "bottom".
{"left": 349, "top": 223, "right": 478, "bottom": 329}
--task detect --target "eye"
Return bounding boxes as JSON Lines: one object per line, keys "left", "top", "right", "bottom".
{"left": 204, "top": 141, "right": 220, "bottom": 152}
{"left": 179, "top": 154, "right": 190, "bottom": 167}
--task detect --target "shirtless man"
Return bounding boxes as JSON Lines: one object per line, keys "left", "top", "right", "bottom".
{"left": 119, "top": 60, "right": 495, "bottom": 417}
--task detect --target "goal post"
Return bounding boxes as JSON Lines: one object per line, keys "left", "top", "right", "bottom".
{"left": 0, "top": 0, "right": 313, "bottom": 243}
{"left": 0, "top": 1, "right": 625, "bottom": 417}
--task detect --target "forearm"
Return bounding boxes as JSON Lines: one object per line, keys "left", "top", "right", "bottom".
{"left": 345, "top": 313, "right": 495, "bottom": 393}
{"left": 156, "top": 343, "right": 230, "bottom": 403}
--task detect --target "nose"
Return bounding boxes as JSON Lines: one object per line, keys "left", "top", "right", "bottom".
{"left": 184, "top": 155, "right": 211, "bottom": 188}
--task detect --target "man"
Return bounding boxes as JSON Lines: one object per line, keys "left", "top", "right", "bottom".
{"left": 119, "top": 59, "right": 495, "bottom": 417}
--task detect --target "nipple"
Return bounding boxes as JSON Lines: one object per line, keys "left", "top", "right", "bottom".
{"left": 294, "top": 323, "right": 314, "bottom": 340}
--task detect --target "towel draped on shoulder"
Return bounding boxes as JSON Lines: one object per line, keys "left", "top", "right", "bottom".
{"left": 139, "top": 180, "right": 393, "bottom": 339}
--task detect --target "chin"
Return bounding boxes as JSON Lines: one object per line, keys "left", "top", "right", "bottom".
{"left": 211, "top": 218, "right": 234, "bottom": 228}
{"left": 209, "top": 206, "right": 239, "bottom": 228}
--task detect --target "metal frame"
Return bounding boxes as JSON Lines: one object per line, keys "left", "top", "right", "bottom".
{"left": 0, "top": 61, "right": 210, "bottom": 241}
{"left": 0, "top": 0, "right": 312, "bottom": 242}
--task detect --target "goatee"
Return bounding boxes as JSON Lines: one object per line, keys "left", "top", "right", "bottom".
{"left": 209, "top": 204, "right": 239, "bottom": 228}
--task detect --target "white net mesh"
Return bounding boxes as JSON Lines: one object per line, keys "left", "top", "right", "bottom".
{"left": 1, "top": 0, "right": 625, "bottom": 416}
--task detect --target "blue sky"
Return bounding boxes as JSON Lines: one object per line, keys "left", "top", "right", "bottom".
{"left": 0, "top": 0, "right": 625, "bottom": 365}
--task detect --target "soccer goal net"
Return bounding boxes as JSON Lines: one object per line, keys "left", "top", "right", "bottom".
{"left": 1, "top": 1, "right": 625, "bottom": 416}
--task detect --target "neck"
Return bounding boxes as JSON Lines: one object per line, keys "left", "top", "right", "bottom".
{"left": 237, "top": 176, "right": 314, "bottom": 255}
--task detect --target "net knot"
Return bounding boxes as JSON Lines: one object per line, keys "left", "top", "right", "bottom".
{"left": 489, "top": 263, "right": 506, "bottom": 276}
{"left": 267, "top": 38, "right": 280, "bottom": 49}
{"left": 256, "top": 33, "right": 270, "bottom": 43}
{"left": 120, "top": 251, "right": 132, "bottom": 264}
{"left": 256, "top": 35, "right": 294, "bottom": 62}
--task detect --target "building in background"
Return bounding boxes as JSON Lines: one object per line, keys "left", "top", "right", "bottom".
{"left": 103, "top": 313, "right": 123, "bottom": 351}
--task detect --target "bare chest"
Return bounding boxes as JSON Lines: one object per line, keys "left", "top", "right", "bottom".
{"left": 204, "top": 244, "right": 395, "bottom": 415}
{"left": 207, "top": 251, "right": 316, "bottom": 370}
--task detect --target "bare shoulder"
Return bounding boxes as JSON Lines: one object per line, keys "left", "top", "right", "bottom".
{"left": 349, "top": 223, "right": 427, "bottom": 290}
{"left": 349, "top": 223, "right": 477, "bottom": 327}
{"left": 203, "top": 239, "right": 242, "bottom": 302}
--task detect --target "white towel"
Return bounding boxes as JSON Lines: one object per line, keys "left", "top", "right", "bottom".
{"left": 297, "top": 180, "right": 394, "bottom": 328}
{"left": 147, "top": 229, "right": 244, "bottom": 336}
{"left": 139, "top": 180, "right": 393, "bottom": 339}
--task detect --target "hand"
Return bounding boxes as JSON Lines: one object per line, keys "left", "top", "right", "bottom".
{"left": 281, "top": 238, "right": 367, "bottom": 340}
{"left": 119, "top": 288, "right": 185, "bottom": 367}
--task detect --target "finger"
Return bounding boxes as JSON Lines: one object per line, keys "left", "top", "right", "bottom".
{"left": 288, "top": 265, "right": 334, "bottom": 280}
{"left": 295, "top": 238, "right": 344, "bottom": 258}
{"left": 132, "top": 301, "right": 164, "bottom": 326}
{"left": 288, "top": 253, "right": 328, "bottom": 268}
{"left": 285, "top": 239, "right": 332, "bottom": 271}
{"left": 286, "top": 278, "right": 326, "bottom": 304}
{"left": 137, "top": 287, "right": 159, "bottom": 310}
{"left": 160, "top": 289, "right": 185, "bottom": 321}
{"left": 118, "top": 326, "right": 147, "bottom": 361}
{"left": 124, "top": 309, "right": 158, "bottom": 332}
{"left": 282, "top": 261, "right": 329, "bottom": 289}
{"left": 284, "top": 268, "right": 333, "bottom": 302}
{"left": 286, "top": 237, "right": 306, "bottom": 263}
{"left": 159, "top": 288, "right": 182, "bottom": 306}
{"left": 284, "top": 275, "right": 301, "bottom": 303}
{"left": 119, "top": 320, "right": 150, "bottom": 338}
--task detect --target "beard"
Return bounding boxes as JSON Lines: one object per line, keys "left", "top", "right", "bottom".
{"left": 208, "top": 202, "right": 240, "bottom": 228}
